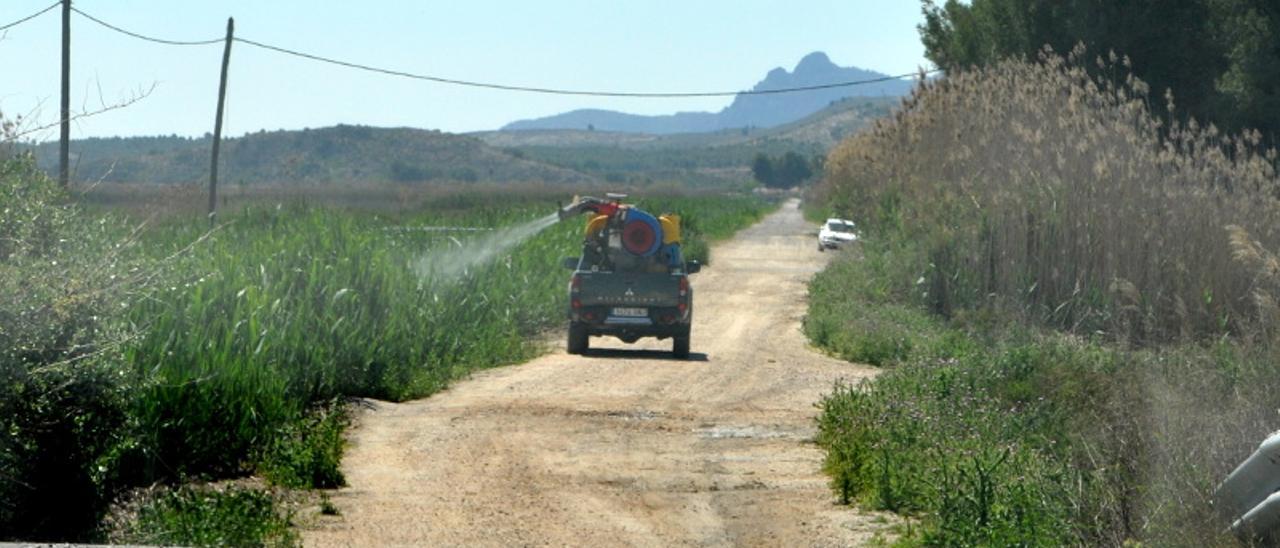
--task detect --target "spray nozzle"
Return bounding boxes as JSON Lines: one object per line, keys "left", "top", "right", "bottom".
{"left": 558, "top": 195, "right": 621, "bottom": 221}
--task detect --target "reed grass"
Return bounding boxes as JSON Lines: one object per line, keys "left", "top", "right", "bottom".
{"left": 809, "top": 48, "right": 1280, "bottom": 546}
{"left": 820, "top": 45, "right": 1280, "bottom": 344}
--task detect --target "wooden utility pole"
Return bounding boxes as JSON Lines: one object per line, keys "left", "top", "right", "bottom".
{"left": 59, "top": 0, "right": 71, "bottom": 187}
{"left": 209, "top": 17, "right": 233, "bottom": 226}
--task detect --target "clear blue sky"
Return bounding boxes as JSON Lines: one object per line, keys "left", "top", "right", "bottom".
{"left": 1, "top": 1, "right": 929, "bottom": 141}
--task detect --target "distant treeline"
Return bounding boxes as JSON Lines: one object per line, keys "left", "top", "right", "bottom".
{"left": 512, "top": 139, "right": 824, "bottom": 187}
{"left": 27, "top": 125, "right": 591, "bottom": 186}
{"left": 750, "top": 151, "right": 822, "bottom": 189}
{"left": 922, "top": 0, "right": 1280, "bottom": 138}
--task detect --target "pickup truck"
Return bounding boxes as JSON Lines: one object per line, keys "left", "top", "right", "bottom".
{"left": 558, "top": 195, "right": 701, "bottom": 358}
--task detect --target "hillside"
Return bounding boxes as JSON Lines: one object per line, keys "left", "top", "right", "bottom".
{"left": 25, "top": 87, "right": 899, "bottom": 189}
{"left": 473, "top": 95, "right": 901, "bottom": 185}
{"left": 478, "top": 96, "right": 898, "bottom": 151}
{"left": 471, "top": 96, "right": 898, "bottom": 185}
{"left": 502, "top": 52, "right": 912, "bottom": 134}
{"left": 30, "top": 125, "right": 595, "bottom": 185}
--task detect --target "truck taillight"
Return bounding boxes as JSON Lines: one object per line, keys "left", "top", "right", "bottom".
{"left": 571, "top": 274, "right": 581, "bottom": 293}
{"left": 677, "top": 302, "right": 687, "bottom": 314}
{"left": 678, "top": 276, "right": 688, "bottom": 297}
{"left": 572, "top": 298, "right": 582, "bottom": 309}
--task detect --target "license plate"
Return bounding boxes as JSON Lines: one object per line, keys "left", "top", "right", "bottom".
{"left": 612, "top": 307, "right": 648, "bottom": 317}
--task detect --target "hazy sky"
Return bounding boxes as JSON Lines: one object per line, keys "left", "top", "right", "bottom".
{"left": 1, "top": 1, "right": 930, "bottom": 141}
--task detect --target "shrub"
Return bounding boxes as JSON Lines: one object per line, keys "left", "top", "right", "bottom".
{"left": 111, "top": 486, "right": 296, "bottom": 547}
{"left": 258, "top": 401, "right": 348, "bottom": 489}
{"left": 0, "top": 152, "right": 144, "bottom": 540}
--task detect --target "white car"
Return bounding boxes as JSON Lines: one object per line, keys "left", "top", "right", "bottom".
{"left": 818, "top": 218, "right": 858, "bottom": 251}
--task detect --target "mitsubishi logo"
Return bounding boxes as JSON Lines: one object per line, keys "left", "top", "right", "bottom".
{"left": 624, "top": 287, "right": 635, "bottom": 297}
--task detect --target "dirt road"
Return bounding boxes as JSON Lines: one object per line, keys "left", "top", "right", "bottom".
{"left": 304, "top": 199, "right": 884, "bottom": 546}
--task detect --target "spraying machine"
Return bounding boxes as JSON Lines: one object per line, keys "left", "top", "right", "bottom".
{"left": 557, "top": 194, "right": 701, "bottom": 358}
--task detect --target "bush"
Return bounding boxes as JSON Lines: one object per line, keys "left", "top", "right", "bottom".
{"left": 0, "top": 362, "right": 132, "bottom": 540}
{"left": 111, "top": 486, "right": 296, "bottom": 547}
{"left": 258, "top": 401, "right": 348, "bottom": 489}
{"left": 0, "top": 153, "right": 142, "bottom": 540}
{"left": 816, "top": 295, "right": 1271, "bottom": 545}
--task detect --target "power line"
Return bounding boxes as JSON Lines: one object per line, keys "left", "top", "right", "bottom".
{"left": 70, "top": 6, "right": 939, "bottom": 98}
{"left": 0, "top": 1, "right": 59, "bottom": 32}
{"left": 234, "top": 37, "right": 937, "bottom": 98}
{"left": 71, "top": 7, "right": 222, "bottom": 46}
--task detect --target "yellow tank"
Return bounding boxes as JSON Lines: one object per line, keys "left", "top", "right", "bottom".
{"left": 659, "top": 214, "right": 681, "bottom": 244}
{"left": 585, "top": 214, "right": 608, "bottom": 237}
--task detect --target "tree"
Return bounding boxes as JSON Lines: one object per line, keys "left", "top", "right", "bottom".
{"left": 1212, "top": 0, "right": 1280, "bottom": 137}
{"left": 777, "top": 151, "right": 813, "bottom": 187}
{"left": 753, "top": 152, "right": 816, "bottom": 188}
{"left": 918, "top": 0, "right": 1243, "bottom": 132}
{"left": 751, "top": 153, "right": 776, "bottom": 187}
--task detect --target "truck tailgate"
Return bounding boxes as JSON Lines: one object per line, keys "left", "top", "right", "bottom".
{"left": 577, "top": 272, "right": 681, "bottom": 308}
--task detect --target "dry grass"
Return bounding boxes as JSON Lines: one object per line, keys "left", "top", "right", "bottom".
{"left": 820, "top": 45, "right": 1280, "bottom": 344}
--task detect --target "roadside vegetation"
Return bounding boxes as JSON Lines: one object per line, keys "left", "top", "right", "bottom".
{"left": 806, "top": 48, "right": 1280, "bottom": 546}
{"left": 108, "top": 486, "right": 297, "bottom": 547}
{"left": 0, "top": 137, "right": 773, "bottom": 545}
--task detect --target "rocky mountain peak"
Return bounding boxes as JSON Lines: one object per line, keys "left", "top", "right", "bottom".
{"left": 501, "top": 52, "right": 913, "bottom": 134}
{"left": 794, "top": 51, "right": 834, "bottom": 73}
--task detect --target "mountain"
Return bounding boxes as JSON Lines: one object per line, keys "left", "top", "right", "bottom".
{"left": 501, "top": 52, "right": 913, "bottom": 134}
{"left": 474, "top": 95, "right": 899, "bottom": 186}
{"left": 478, "top": 95, "right": 899, "bottom": 151}
{"left": 30, "top": 125, "right": 594, "bottom": 185}
{"left": 746, "top": 95, "right": 898, "bottom": 149}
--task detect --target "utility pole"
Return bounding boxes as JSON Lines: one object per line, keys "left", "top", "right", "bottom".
{"left": 59, "top": 0, "right": 71, "bottom": 187}
{"left": 209, "top": 17, "right": 233, "bottom": 226}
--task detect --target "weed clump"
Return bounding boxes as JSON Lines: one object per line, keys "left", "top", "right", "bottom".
{"left": 110, "top": 485, "right": 297, "bottom": 547}
{"left": 257, "top": 400, "right": 348, "bottom": 489}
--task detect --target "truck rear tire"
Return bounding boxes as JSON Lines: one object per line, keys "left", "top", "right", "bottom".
{"left": 673, "top": 333, "right": 690, "bottom": 359}
{"left": 568, "top": 323, "right": 589, "bottom": 354}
